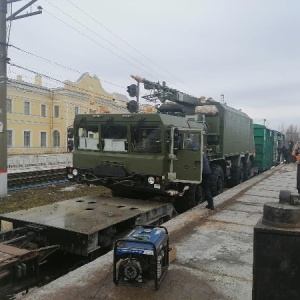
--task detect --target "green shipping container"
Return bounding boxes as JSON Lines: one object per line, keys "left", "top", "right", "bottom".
{"left": 253, "top": 124, "right": 284, "bottom": 172}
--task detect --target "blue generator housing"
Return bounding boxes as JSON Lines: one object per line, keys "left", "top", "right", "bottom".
{"left": 113, "top": 225, "right": 169, "bottom": 290}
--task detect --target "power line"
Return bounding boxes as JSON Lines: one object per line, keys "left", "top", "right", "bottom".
{"left": 8, "top": 43, "right": 126, "bottom": 89}
{"left": 65, "top": 0, "right": 202, "bottom": 95}
{"left": 44, "top": 0, "right": 169, "bottom": 82}
{"left": 9, "top": 61, "right": 122, "bottom": 101}
{"left": 41, "top": 7, "right": 155, "bottom": 79}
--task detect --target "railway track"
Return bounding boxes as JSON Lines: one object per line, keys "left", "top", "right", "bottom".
{"left": 7, "top": 168, "right": 67, "bottom": 191}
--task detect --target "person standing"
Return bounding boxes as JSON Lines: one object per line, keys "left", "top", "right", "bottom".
{"left": 202, "top": 153, "right": 214, "bottom": 210}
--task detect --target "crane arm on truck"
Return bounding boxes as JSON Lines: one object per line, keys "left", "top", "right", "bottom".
{"left": 131, "top": 75, "right": 202, "bottom": 108}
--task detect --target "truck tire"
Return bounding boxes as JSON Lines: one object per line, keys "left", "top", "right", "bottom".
{"left": 210, "top": 164, "right": 224, "bottom": 196}
{"left": 228, "top": 165, "right": 244, "bottom": 187}
{"left": 175, "top": 184, "right": 197, "bottom": 213}
{"left": 243, "top": 161, "right": 252, "bottom": 181}
{"left": 195, "top": 184, "right": 204, "bottom": 204}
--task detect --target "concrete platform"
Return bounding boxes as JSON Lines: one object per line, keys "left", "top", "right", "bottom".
{"left": 22, "top": 163, "right": 298, "bottom": 300}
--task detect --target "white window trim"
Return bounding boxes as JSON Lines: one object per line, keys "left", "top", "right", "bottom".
{"left": 24, "top": 101, "right": 31, "bottom": 115}
{"left": 53, "top": 130, "right": 60, "bottom": 147}
{"left": 7, "top": 99, "right": 12, "bottom": 114}
{"left": 23, "top": 130, "right": 32, "bottom": 148}
{"left": 54, "top": 105, "right": 60, "bottom": 118}
{"left": 41, "top": 104, "right": 47, "bottom": 117}
{"left": 7, "top": 128, "right": 14, "bottom": 148}
{"left": 40, "top": 131, "right": 47, "bottom": 148}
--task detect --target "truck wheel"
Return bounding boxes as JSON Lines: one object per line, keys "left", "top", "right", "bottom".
{"left": 175, "top": 184, "right": 197, "bottom": 213}
{"left": 195, "top": 184, "right": 204, "bottom": 204}
{"left": 243, "top": 161, "right": 252, "bottom": 181}
{"left": 210, "top": 165, "right": 224, "bottom": 196}
{"left": 228, "top": 165, "right": 244, "bottom": 187}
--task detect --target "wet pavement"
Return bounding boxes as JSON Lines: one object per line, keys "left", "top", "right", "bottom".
{"left": 22, "top": 163, "right": 297, "bottom": 300}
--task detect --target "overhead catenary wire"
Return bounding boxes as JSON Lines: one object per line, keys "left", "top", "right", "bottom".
{"left": 6, "top": 1, "right": 194, "bottom": 101}
{"left": 8, "top": 43, "right": 126, "bottom": 90}
{"left": 9, "top": 61, "right": 150, "bottom": 104}
{"left": 9, "top": 61, "right": 121, "bottom": 102}
{"left": 41, "top": 7, "right": 155, "bottom": 80}
{"left": 44, "top": 0, "right": 170, "bottom": 84}
{"left": 65, "top": 0, "right": 202, "bottom": 95}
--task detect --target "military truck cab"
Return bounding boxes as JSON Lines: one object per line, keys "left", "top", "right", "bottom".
{"left": 66, "top": 113, "right": 204, "bottom": 211}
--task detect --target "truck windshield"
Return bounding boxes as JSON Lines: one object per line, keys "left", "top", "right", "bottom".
{"left": 101, "top": 125, "right": 128, "bottom": 152}
{"left": 78, "top": 125, "right": 99, "bottom": 150}
{"left": 131, "top": 126, "right": 161, "bottom": 153}
{"left": 182, "top": 132, "right": 201, "bottom": 151}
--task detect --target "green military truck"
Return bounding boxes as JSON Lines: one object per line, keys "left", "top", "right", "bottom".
{"left": 66, "top": 77, "right": 255, "bottom": 211}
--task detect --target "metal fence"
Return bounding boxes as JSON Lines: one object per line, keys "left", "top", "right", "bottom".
{"left": 8, "top": 153, "right": 72, "bottom": 173}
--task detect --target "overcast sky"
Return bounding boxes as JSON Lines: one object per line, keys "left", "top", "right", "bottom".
{"left": 6, "top": 0, "right": 300, "bottom": 130}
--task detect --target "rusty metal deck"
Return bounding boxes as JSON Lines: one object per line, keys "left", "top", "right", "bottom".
{"left": 0, "top": 244, "right": 39, "bottom": 296}
{"left": 1, "top": 196, "right": 168, "bottom": 234}
{"left": 0, "top": 196, "right": 176, "bottom": 256}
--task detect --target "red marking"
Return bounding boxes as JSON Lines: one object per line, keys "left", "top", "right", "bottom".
{"left": 0, "top": 169, "right": 7, "bottom": 174}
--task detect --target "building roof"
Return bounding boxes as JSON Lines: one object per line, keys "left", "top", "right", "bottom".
{"left": 112, "top": 92, "right": 130, "bottom": 103}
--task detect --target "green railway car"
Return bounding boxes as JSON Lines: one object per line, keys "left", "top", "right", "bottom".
{"left": 253, "top": 124, "right": 285, "bottom": 172}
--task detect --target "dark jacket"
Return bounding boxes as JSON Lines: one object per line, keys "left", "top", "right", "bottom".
{"left": 202, "top": 153, "right": 211, "bottom": 175}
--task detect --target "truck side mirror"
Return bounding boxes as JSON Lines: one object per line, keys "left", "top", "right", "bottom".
{"left": 173, "top": 128, "right": 180, "bottom": 155}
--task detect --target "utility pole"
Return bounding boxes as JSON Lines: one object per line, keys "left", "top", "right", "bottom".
{"left": 0, "top": 0, "right": 7, "bottom": 196}
{"left": 0, "top": 0, "right": 42, "bottom": 196}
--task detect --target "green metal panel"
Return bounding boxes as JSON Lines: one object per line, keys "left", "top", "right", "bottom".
{"left": 253, "top": 124, "right": 278, "bottom": 172}
{"left": 205, "top": 102, "right": 255, "bottom": 158}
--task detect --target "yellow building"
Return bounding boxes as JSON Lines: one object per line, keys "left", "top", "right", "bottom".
{"left": 7, "top": 73, "right": 129, "bottom": 155}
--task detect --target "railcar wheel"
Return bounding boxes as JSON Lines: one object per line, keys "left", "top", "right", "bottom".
{"left": 210, "top": 164, "right": 224, "bottom": 196}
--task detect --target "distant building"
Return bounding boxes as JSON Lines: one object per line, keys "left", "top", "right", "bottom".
{"left": 7, "top": 73, "right": 129, "bottom": 155}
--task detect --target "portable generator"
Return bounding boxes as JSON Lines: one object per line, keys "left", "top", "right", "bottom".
{"left": 113, "top": 225, "right": 169, "bottom": 290}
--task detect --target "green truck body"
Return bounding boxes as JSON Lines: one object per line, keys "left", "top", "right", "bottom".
{"left": 66, "top": 77, "right": 257, "bottom": 211}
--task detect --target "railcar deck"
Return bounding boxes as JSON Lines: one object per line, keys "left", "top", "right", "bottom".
{"left": 0, "top": 196, "right": 177, "bottom": 257}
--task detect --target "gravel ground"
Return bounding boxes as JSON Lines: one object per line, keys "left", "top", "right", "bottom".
{"left": 0, "top": 183, "right": 111, "bottom": 215}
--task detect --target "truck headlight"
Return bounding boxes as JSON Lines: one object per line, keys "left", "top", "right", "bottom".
{"left": 148, "top": 176, "right": 155, "bottom": 185}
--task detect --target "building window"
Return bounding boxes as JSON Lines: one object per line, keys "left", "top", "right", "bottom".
{"left": 24, "top": 101, "right": 30, "bottom": 115}
{"left": 24, "top": 131, "right": 31, "bottom": 147}
{"left": 7, "top": 130, "right": 12, "bottom": 147}
{"left": 75, "top": 106, "right": 79, "bottom": 115}
{"left": 53, "top": 130, "right": 60, "bottom": 147}
{"left": 7, "top": 99, "right": 12, "bottom": 113}
{"left": 54, "top": 105, "right": 59, "bottom": 118}
{"left": 41, "top": 104, "right": 46, "bottom": 117}
{"left": 41, "top": 132, "right": 47, "bottom": 147}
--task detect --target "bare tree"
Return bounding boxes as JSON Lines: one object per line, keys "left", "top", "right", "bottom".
{"left": 285, "top": 124, "right": 300, "bottom": 145}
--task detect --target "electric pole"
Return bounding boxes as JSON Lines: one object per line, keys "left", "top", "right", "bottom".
{"left": 0, "top": 0, "right": 42, "bottom": 196}
{"left": 0, "top": 0, "right": 7, "bottom": 196}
